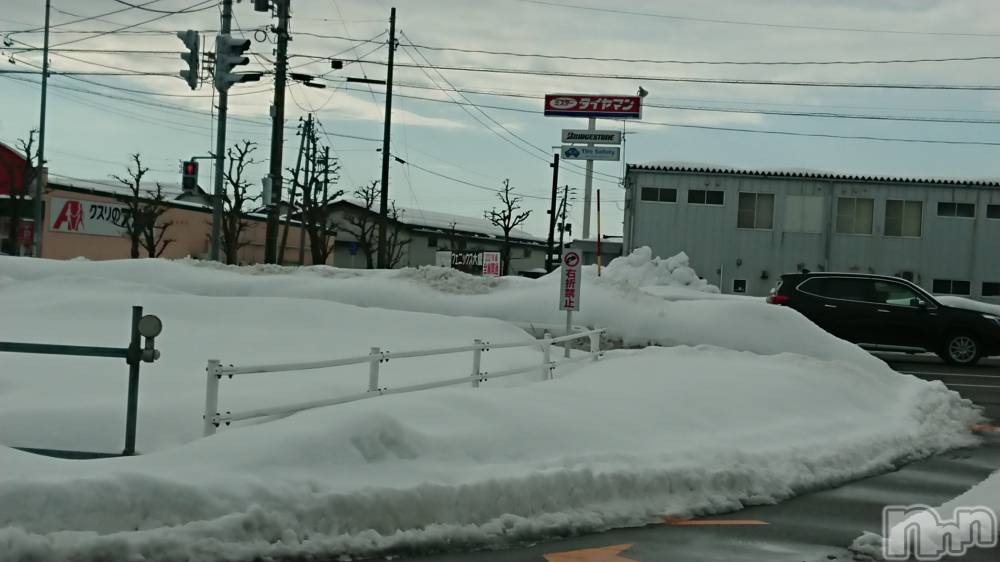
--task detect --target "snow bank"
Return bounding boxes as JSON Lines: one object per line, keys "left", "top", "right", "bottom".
{"left": 0, "top": 254, "right": 880, "bottom": 369}
{"left": 0, "top": 256, "right": 986, "bottom": 562}
{"left": 602, "top": 247, "right": 720, "bottom": 293}
{"left": 851, "top": 461, "right": 1000, "bottom": 560}
{"left": 0, "top": 346, "right": 983, "bottom": 562}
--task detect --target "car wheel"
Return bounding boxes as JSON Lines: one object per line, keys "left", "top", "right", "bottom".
{"left": 939, "top": 333, "right": 981, "bottom": 366}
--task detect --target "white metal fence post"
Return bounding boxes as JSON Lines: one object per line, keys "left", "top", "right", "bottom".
{"left": 471, "top": 339, "right": 483, "bottom": 388}
{"left": 368, "top": 347, "right": 381, "bottom": 392}
{"left": 203, "top": 360, "right": 221, "bottom": 436}
{"left": 589, "top": 330, "right": 600, "bottom": 361}
{"left": 542, "top": 331, "right": 552, "bottom": 380}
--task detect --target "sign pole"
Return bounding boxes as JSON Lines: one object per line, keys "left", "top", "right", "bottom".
{"left": 581, "top": 117, "right": 596, "bottom": 239}
{"left": 596, "top": 189, "right": 602, "bottom": 276}
{"left": 564, "top": 310, "right": 572, "bottom": 358}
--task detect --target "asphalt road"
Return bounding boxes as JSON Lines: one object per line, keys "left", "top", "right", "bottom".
{"left": 876, "top": 352, "right": 1000, "bottom": 420}
{"left": 376, "top": 434, "right": 1000, "bottom": 562}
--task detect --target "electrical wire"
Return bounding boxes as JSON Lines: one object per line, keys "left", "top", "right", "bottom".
{"left": 402, "top": 41, "right": 1000, "bottom": 66}
{"left": 357, "top": 60, "right": 1000, "bottom": 91}
{"left": 326, "top": 80, "right": 1000, "bottom": 125}
{"left": 51, "top": 0, "right": 218, "bottom": 48}
{"left": 516, "top": 0, "right": 1000, "bottom": 38}
{"left": 110, "top": 0, "right": 219, "bottom": 14}
{"left": 398, "top": 33, "right": 621, "bottom": 184}
{"left": 13, "top": 0, "right": 167, "bottom": 33}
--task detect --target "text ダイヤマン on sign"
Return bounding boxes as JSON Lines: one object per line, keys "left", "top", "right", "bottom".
{"left": 560, "top": 250, "right": 582, "bottom": 311}
{"left": 544, "top": 94, "right": 642, "bottom": 119}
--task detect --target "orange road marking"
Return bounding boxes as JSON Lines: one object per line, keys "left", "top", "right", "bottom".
{"left": 663, "top": 515, "right": 769, "bottom": 526}
{"left": 543, "top": 543, "right": 637, "bottom": 562}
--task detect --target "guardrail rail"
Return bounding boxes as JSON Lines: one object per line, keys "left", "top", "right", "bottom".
{"left": 203, "top": 328, "right": 606, "bottom": 436}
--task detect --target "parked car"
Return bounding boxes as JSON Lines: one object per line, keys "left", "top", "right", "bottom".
{"left": 767, "top": 272, "right": 1000, "bottom": 365}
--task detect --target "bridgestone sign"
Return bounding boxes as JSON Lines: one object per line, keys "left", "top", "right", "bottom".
{"left": 561, "top": 129, "right": 622, "bottom": 144}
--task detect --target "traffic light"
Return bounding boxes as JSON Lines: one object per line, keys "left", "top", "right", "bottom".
{"left": 214, "top": 34, "right": 262, "bottom": 91}
{"left": 182, "top": 160, "right": 199, "bottom": 192}
{"left": 176, "top": 30, "right": 199, "bottom": 90}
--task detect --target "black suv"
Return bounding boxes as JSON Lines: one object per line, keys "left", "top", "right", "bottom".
{"left": 767, "top": 272, "right": 1000, "bottom": 365}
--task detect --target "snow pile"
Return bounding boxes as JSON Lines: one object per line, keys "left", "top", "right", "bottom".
{"left": 393, "top": 265, "right": 512, "bottom": 295}
{"left": 601, "top": 247, "right": 720, "bottom": 293}
{"left": 851, "top": 461, "right": 1000, "bottom": 560}
{"left": 0, "top": 345, "right": 983, "bottom": 562}
{"left": 0, "top": 255, "right": 882, "bottom": 367}
{"left": 0, "top": 256, "right": 986, "bottom": 562}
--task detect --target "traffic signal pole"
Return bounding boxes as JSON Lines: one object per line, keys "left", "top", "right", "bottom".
{"left": 264, "top": 0, "right": 290, "bottom": 264}
{"left": 210, "top": 0, "right": 233, "bottom": 262}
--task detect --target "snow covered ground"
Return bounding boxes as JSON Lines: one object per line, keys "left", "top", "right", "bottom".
{"left": 0, "top": 255, "right": 988, "bottom": 562}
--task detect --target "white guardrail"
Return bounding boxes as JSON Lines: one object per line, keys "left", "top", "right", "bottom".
{"left": 202, "top": 328, "right": 606, "bottom": 436}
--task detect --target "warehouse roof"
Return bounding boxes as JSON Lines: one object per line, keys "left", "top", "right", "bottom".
{"left": 627, "top": 163, "right": 1000, "bottom": 188}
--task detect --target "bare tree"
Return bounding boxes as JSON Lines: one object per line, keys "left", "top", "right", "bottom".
{"left": 339, "top": 180, "right": 409, "bottom": 269}
{"left": 299, "top": 146, "right": 343, "bottom": 265}
{"left": 112, "top": 154, "right": 173, "bottom": 258}
{"left": 220, "top": 140, "right": 259, "bottom": 264}
{"left": 1, "top": 129, "right": 37, "bottom": 255}
{"left": 484, "top": 178, "right": 531, "bottom": 275}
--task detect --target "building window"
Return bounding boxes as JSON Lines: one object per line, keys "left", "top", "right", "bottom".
{"left": 987, "top": 204, "right": 1000, "bottom": 219}
{"left": 784, "top": 195, "right": 824, "bottom": 233}
{"left": 937, "top": 202, "right": 975, "bottom": 218}
{"left": 737, "top": 192, "right": 774, "bottom": 229}
{"left": 640, "top": 187, "right": 677, "bottom": 203}
{"left": 983, "top": 282, "right": 1000, "bottom": 297}
{"left": 427, "top": 236, "right": 438, "bottom": 248}
{"left": 835, "top": 197, "right": 874, "bottom": 235}
{"left": 933, "top": 279, "right": 971, "bottom": 295}
{"left": 732, "top": 279, "right": 747, "bottom": 293}
{"left": 885, "top": 200, "right": 923, "bottom": 237}
{"left": 688, "top": 189, "right": 724, "bottom": 205}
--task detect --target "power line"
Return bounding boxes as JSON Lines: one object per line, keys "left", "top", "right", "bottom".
{"left": 398, "top": 34, "right": 621, "bottom": 184}
{"left": 329, "top": 82, "right": 1000, "bottom": 125}
{"left": 51, "top": 0, "right": 217, "bottom": 48}
{"left": 356, "top": 60, "right": 1000, "bottom": 91}
{"left": 109, "top": 0, "right": 219, "bottom": 14}
{"left": 402, "top": 42, "right": 1000, "bottom": 66}
{"left": 320, "top": 80, "right": 1000, "bottom": 146}
{"left": 637, "top": 118, "right": 1000, "bottom": 146}
{"left": 12, "top": 0, "right": 167, "bottom": 33}
{"left": 517, "top": 0, "right": 1000, "bottom": 38}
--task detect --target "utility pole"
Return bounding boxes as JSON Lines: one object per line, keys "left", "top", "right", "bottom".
{"left": 279, "top": 115, "right": 309, "bottom": 264}
{"left": 264, "top": 0, "right": 291, "bottom": 264}
{"left": 376, "top": 7, "right": 397, "bottom": 269}
{"left": 545, "top": 153, "right": 559, "bottom": 272}
{"left": 298, "top": 117, "right": 314, "bottom": 265}
{"left": 209, "top": 0, "right": 234, "bottom": 262}
{"left": 557, "top": 185, "right": 569, "bottom": 255}
{"left": 32, "top": 0, "right": 52, "bottom": 258}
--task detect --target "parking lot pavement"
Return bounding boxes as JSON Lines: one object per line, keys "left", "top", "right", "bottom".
{"left": 374, "top": 434, "right": 1000, "bottom": 562}
{"left": 875, "top": 353, "right": 1000, "bottom": 420}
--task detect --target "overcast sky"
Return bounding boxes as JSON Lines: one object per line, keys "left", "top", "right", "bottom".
{"left": 2, "top": 0, "right": 998, "bottom": 237}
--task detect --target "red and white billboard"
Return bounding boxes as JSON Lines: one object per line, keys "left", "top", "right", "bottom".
{"left": 482, "top": 251, "right": 501, "bottom": 277}
{"left": 544, "top": 94, "right": 642, "bottom": 119}
{"left": 49, "top": 197, "right": 129, "bottom": 237}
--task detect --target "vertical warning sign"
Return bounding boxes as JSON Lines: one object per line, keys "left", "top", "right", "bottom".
{"left": 559, "top": 250, "right": 581, "bottom": 311}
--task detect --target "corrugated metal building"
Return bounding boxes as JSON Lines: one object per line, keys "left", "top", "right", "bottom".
{"left": 623, "top": 164, "right": 1000, "bottom": 299}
